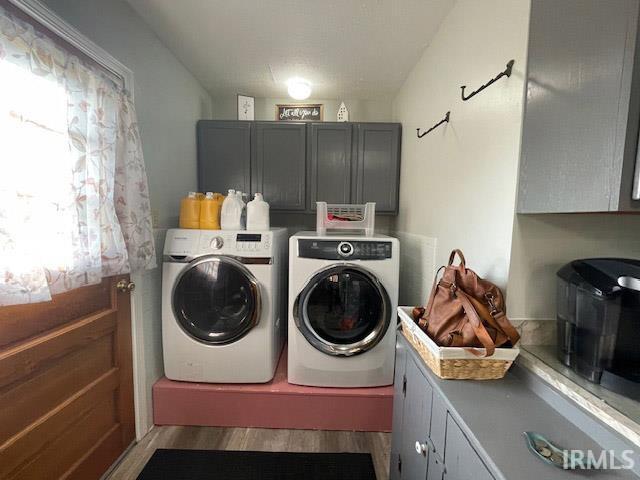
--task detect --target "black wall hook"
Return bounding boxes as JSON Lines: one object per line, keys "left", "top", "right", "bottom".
{"left": 460, "top": 59, "right": 515, "bottom": 101}
{"left": 417, "top": 111, "right": 450, "bottom": 138}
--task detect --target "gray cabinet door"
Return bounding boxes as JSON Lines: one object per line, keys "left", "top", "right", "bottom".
{"left": 427, "top": 392, "right": 447, "bottom": 480}
{"left": 252, "top": 122, "right": 307, "bottom": 211}
{"left": 197, "top": 121, "right": 251, "bottom": 194}
{"left": 400, "top": 357, "right": 433, "bottom": 480}
{"left": 444, "top": 414, "right": 494, "bottom": 480}
{"left": 517, "top": 0, "right": 640, "bottom": 213}
{"left": 308, "top": 123, "right": 353, "bottom": 210}
{"left": 355, "top": 123, "right": 401, "bottom": 213}
{"left": 390, "top": 338, "right": 407, "bottom": 480}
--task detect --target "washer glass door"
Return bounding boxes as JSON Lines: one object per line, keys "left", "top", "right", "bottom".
{"left": 295, "top": 265, "right": 391, "bottom": 356}
{"left": 172, "top": 255, "right": 260, "bottom": 344}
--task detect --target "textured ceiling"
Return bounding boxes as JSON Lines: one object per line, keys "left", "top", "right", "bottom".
{"left": 125, "top": 0, "right": 454, "bottom": 99}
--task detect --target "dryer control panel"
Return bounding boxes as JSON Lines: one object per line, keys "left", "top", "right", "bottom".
{"left": 298, "top": 239, "right": 392, "bottom": 260}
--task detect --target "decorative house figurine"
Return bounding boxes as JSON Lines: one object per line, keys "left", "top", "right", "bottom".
{"left": 337, "top": 102, "right": 349, "bottom": 122}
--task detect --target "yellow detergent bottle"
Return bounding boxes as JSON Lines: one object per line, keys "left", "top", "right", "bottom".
{"left": 179, "top": 191, "right": 201, "bottom": 229}
{"left": 200, "top": 192, "right": 224, "bottom": 230}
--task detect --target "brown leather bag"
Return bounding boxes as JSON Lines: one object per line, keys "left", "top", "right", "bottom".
{"left": 412, "top": 249, "right": 520, "bottom": 357}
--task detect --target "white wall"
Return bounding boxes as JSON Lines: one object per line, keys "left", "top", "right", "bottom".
{"left": 392, "top": 0, "right": 530, "bottom": 303}
{"left": 211, "top": 96, "right": 393, "bottom": 122}
{"left": 507, "top": 214, "right": 640, "bottom": 321}
{"left": 42, "top": 0, "right": 212, "bottom": 438}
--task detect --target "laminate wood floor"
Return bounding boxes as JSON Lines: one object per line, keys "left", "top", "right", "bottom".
{"left": 106, "top": 426, "right": 391, "bottom": 480}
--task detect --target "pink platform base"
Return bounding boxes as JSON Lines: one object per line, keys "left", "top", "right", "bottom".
{"left": 153, "top": 352, "right": 394, "bottom": 432}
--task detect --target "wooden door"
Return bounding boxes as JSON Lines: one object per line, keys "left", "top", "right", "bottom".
{"left": 0, "top": 275, "right": 135, "bottom": 480}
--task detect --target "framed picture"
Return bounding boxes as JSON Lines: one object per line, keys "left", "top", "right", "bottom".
{"left": 276, "top": 104, "right": 323, "bottom": 122}
{"left": 237, "top": 94, "right": 255, "bottom": 120}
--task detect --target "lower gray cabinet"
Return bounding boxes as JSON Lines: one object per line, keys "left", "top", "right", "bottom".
{"left": 251, "top": 122, "right": 307, "bottom": 211}
{"left": 390, "top": 337, "right": 495, "bottom": 480}
{"left": 390, "top": 340, "right": 407, "bottom": 480}
{"left": 444, "top": 415, "right": 494, "bottom": 480}
{"left": 400, "top": 358, "right": 433, "bottom": 480}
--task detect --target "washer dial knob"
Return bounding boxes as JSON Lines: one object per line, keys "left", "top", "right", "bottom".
{"left": 210, "top": 236, "right": 224, "bottom": 250}
{"left": 338, "top": 242, "right": 354, "bottom": 257}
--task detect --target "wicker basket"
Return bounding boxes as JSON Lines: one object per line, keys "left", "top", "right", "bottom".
{"left": 398, "top": 307, "right": 519, "bottom": 380}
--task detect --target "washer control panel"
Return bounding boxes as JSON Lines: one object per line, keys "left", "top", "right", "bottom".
{"left": 196, "top": 231, "right": 273, "bottom": 256}
{"left": 298, "top": 239, "right": 392, "bottom": 260}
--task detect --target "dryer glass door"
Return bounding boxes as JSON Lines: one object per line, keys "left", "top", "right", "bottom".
{"left": 295, "top": 265, "right": 391, "bottom": 356}
{"left": 172, "top": 256, "right": 261, "bottom": 344}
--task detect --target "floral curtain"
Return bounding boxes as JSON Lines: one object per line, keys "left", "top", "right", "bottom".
{"left": 0, "top": 5, "right": 156, "bottom": 306}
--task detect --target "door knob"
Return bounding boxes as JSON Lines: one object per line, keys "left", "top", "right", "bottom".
{"left": 116, "top": 279, "right": 136, "bottom": 293}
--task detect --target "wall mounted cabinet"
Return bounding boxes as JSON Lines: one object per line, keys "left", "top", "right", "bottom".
{"left": 307, "top": 123, "right": 353, "bottom": 209}
{"left": 197, "top": 121, "right": 251, "bottom": 195}
{"left": 252, "top": 122, "right": 307, "bottom": 211}
{"left": 197, "top": 120, "right": 401, "bottom": 214}
{"left": 517, "top": 0, "right": 640, "bottom": 213}
{"left": 355, "top": 123, "right": 401, "bottom": 213}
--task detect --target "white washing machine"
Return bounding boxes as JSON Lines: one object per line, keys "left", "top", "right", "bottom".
{"left": 288, "top": 232, "right": 399, "bottom": 387}
{"left": 162, "top": 228, "right": 287, "bottom": 383}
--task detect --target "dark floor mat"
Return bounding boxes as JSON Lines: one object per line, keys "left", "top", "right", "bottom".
{"left": 137, "top": 449, "right": 378, "bottom": 480}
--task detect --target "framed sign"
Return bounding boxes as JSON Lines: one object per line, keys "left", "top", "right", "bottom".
{"left": 276, "top": 104, "right": 323, "bottom": 122}
{"left": 237, "top": 94, "right": 255, "bottom": 120}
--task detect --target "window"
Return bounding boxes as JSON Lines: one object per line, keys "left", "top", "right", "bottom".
{"left": 0, "top": 4, "right": 155, "bottom": 306}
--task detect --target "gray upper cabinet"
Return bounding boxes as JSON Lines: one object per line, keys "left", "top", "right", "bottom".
{"left": 197, "top": 120, "right": 401, "bottom": 213}
{"left": 355, "top": 123, "right": 401, "bottom": 214}
{"left": 307, "top": 123, "right": 353, "bottom": 210}
{"left": 197, "top": 121, "right": 251, "bottom": 194}
{"left": 517, "top": 0, "right": 640, "bottom": 213}
{"left": 252, "top": 122, "right": 307, "bottom": 211}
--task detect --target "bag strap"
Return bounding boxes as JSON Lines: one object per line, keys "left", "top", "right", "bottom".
{"left": 448, "top": 249, "right": 466, "bottom": 269}
{"left": 467, "top": 295, "right": 519, "bottom": 346}
{"left": 423, "top": 266, "right": 445, "bottom": 319}
{"left": 491, "top": 310, "right": 520, "bottom": 346}
{"left": 454, "top": 289, "right": 496, "bottom": 357}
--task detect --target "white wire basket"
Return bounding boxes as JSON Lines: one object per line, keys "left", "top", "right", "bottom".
{"left": 316, "top": 202, "right": 376, "bottom": 236}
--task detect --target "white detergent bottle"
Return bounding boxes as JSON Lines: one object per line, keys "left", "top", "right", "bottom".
{"left": 247, "top": 193, "right": 270, "bottom": 230}
{"left": 221, "top": 189, "right": 241, "bottom": 230}
{"left": 236, "top": 191, "right": 247, "bottom": 230}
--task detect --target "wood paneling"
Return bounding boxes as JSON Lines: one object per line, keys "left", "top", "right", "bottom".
{"left": 0, "top": 276, "right": 135, "bottom": 480}
{"left": 0, "top": 278, "right": 111, "bottom": 349}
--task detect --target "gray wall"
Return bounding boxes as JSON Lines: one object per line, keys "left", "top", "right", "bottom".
{"left": 43, "top": 0, "right": 212, "bottom": 229}
{"left": 41, "top": 0, "right": 213, "bottom": 438}
{"left": 211, "top": 96, "right": 393, "bottom": 122}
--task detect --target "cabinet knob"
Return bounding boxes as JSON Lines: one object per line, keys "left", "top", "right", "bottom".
{"left": 415, "top": 441, "right": 427, "bottom": 456}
